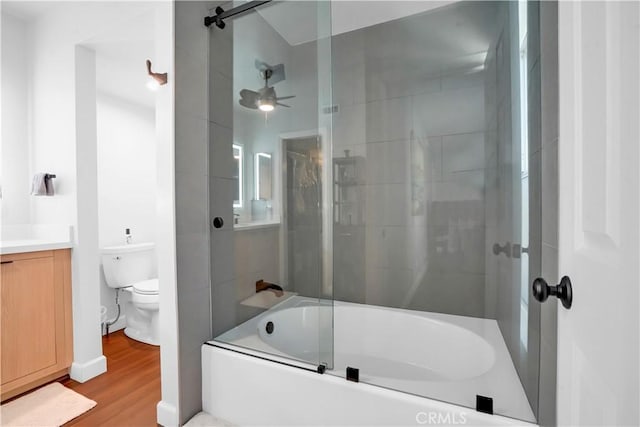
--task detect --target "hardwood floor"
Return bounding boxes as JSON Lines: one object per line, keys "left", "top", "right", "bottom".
{"left": 61, "top": 330, "right": 160, "bottom": 426}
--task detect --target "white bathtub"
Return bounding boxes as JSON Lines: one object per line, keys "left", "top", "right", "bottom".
{"left": 204, "top": 296, "right": 537, "bottom": 426}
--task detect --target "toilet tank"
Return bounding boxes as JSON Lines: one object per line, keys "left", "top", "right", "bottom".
{"left": 101, "top": 242, "right": 156, "bottom": 288}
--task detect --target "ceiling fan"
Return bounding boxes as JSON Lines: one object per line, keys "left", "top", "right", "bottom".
{"left": 239, "top": 61, "right": 295, "bottom": 112}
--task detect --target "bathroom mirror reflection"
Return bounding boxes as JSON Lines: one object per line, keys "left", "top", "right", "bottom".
{"left": 255, "top": 152, "right": 272, "bottom": 200}
{"left": 232, "top": 144, "right": 243, "bottom": 208}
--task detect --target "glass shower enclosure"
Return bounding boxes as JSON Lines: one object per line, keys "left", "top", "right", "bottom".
{"left": 209, "top": 0, "right": 334, "bottom": 371}
{"left": 209, "top": 0, "right": 542, "bottom": 423}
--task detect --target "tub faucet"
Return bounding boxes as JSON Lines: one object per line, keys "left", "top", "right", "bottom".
{"left": 256, "top": 279, "right": 284, "bottom": 297}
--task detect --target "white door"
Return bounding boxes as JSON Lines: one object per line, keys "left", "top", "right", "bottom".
{"left": 558, "top": 1, "right": 639, "bottom": 425}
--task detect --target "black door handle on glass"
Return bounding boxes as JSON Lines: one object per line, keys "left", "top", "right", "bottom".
{"left": 493, "top": 242, "right": 511, "bottom": 257}
{"left": 532, "top": 276, "right": 573, "bottom": 309}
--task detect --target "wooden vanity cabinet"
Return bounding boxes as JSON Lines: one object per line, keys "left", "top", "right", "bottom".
{"left": 0, "top": 249, "right": 73, "bottom": 401}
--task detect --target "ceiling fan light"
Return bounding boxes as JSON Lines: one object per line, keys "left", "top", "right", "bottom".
{"left": 258, "top": 100, "right": 275, "bottom": 112}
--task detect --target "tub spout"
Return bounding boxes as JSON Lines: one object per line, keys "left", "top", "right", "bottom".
{"left": 256, "top": 279, "right": 284, "bottom": 297}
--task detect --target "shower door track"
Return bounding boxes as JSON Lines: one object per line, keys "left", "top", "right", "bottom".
{"left": 204, "top": 1, "right": 272, "bottom": 28}
{"left": 204, "top": 341, "right": 326, "bottom": 374}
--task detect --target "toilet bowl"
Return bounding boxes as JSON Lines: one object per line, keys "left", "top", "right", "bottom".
{"left": 101, "top": 243, "right": 160, "bottom": 346}
{"left": 122, "top": 278, "right": 160, "bottom": 345}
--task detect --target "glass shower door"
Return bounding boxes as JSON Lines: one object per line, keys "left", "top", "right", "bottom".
{"left": 208, "top": 0, "right": 333, "bottom": 371}
{"left": 329, "top": 1, "right": 541, "bottom": 423}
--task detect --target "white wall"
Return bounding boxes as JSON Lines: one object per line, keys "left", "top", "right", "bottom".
{"left": 155, "top": 3, "right": 179, "bottom": 423}
{"left": 96, "top": 92, "right": 156, "bottom": 326}
{"left": 22, "top": 0, "right": 176, "bottom": 396}
{"left": 1, "top": 12, "right": 31, "bottom": 227}
{"left": 1, "top": 2, "right": 177, "bottom": 423}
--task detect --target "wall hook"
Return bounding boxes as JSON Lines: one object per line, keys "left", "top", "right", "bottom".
{"left": 146, "top": 59, "right": 168, "bottom": 87}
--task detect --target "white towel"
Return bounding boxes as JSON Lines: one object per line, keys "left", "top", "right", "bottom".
{"left": 31, "top": 173, "right": 55, "bottom": 196}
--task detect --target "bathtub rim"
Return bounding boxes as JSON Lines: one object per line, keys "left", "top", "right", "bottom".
{"left": 202, "top": 343, "right": 539, "bottom": 427}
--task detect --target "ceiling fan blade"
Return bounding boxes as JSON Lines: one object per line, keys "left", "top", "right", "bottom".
{"left": 239, "top": 98, "right": 258, "bottom": 109}
{"left": 276, "top": 95, "right": 296, "bottom": 101}
{"left": 276, "top": 102, "right": 291, "bottom": 108}
{"left": 239, "top": 89, "right": 260, "bottom": 109}
{"left": 240, "top": 89, "right": 259, "bottom": 101}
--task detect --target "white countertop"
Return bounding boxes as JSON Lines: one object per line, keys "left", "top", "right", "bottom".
{"left": 1, "top": 225, "right": 73, "bottom": 255}
{"left": 0, "top": 239, "right": 73, "bottom": 255}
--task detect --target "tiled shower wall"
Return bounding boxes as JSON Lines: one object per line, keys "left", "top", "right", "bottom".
{"left": 329, "top": 10, "right": 491, "bottom": 317}
{"left": 174, "top": 1, "right": 214, "bottom": 422}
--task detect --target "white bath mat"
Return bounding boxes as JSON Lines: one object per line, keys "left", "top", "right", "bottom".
{"left": 1, "top": 382, "right": 96, "bottom": 426}
{"left": 184, "top": 411, "right": 236, "bottom": 427}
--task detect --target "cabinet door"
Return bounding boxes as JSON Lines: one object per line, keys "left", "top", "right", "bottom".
{"left": 1, "top": 254, "right": 57, "bottom": 384}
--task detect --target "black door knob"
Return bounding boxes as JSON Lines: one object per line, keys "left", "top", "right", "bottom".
{"left": 212, "top": 217, "right": 224, "bottom": 229}
{"left": 532, "top": 276, "right": 573, "bottom": 309}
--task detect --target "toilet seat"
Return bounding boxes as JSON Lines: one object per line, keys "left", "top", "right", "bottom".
{"left": 132, "top": 278, "right": 159, "bottom": 295}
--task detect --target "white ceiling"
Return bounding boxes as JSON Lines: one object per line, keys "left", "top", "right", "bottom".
{"left": 2, "top": 0, "right": 485, "bottom": 108}
{"left": 250, "top": 0, "right": 498, "bottom": 85}
{"left": 2, "top": 1, "right": 157, "bottom": 108}
{"left": 255, "top": 0, "right": 456, "bottom": 46}
{"left": 332, "top": 1, "right": 455, "bottom": 38}
{"left": 85, "top": 12, "right": 157, "bottom": 108}
{"left": 92, "top": 40, "right": 157, "bottom": 109}
{"left": 0, "top": 1, "right": 61, "bottom": 20}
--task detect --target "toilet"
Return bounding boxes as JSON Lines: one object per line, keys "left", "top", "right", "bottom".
{"left": 101, "top": 242, "right": 159, "bottom": 346}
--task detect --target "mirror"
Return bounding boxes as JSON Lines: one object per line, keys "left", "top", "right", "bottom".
{"left": 233, "top": 144, "right": 243, "bottom": 208}
{"left": 255, "top": 152, "right": 272, "bottom": 200}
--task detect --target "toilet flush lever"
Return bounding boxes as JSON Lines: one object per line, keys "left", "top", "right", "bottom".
{"left": 113, "top": 256, "right": 121, "bottom": 261}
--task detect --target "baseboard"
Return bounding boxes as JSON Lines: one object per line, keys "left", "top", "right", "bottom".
{"left": 157, "top": 400, "right": 179, "bottom": 427}
{"left": 69, "top": 355, "right": 107, "bottom": 383}
{"left": 102, "top": 315, "right": 127, "bottom": 335}
{"left": 1, "top": 368, "right": 68, "bottom": 402}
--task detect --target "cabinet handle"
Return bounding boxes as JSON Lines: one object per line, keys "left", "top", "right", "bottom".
{"left": 1, "top": 261, "right": 13, "bottom": 264}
